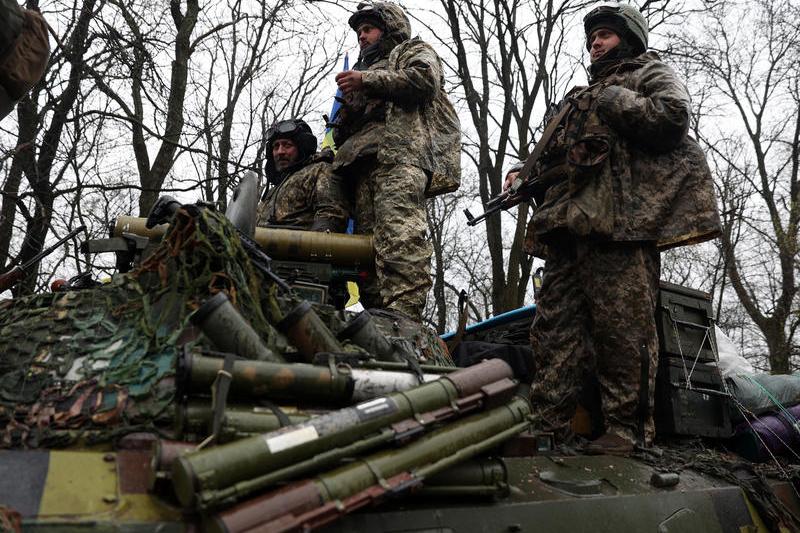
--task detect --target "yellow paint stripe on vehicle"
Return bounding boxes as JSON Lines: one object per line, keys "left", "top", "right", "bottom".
{"left": 111, "top": 494, "right": 183, "bottom": 523}
{"left": 741, "top": 492, "right": 771, "bottom": 533}
{"left": 38, "top": 451, "right": 117, "bottom": 517}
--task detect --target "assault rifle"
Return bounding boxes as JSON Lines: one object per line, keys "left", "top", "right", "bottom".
{"left": 0, "top": 225, "right": 86, "bottom": 292}
{"left": 465, "top": 100, "right": 574, "bottom": 226}
{"left": 463, "top": 164, "right": 565, "bottom": 227}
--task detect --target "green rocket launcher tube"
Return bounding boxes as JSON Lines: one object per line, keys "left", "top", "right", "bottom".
{"left": 178, "top": 351, "right": 355, "bottom": 404}
{"left": 190, "top": 293, "right": 284, "bottom": 363}
{"left": 171, "top": 358, "right": 514, "bottom": 508}
{"left": 180, "top": 352, "right": 446, "bottom": 405}
{"left": 417, "top": 457, "right": 509, "bottom": 498}
{"left": 207, "top": 395, "right": 531, "bottom": 533}
{"left": 176, "top": 375, "right": 514, "bottom": 512}
{"left": 175, "top": 401, "right": 314, "bottom": 442}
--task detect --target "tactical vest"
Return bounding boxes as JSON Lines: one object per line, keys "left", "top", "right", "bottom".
{"left": 531, "top": 79, "right": 619, "bottom": 239}
{"left": 529, "top": 56, "right": 720, "bottom": 251}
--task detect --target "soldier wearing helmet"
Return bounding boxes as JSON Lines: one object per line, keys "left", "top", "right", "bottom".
{"left": 256, "top": 118, "right": 350, "bottom": 232}
{"left": 331, "top": 1, "right": 461, "bottom": 322}
{"left": 525, "top": 2, "right": 720, "bottom": 453}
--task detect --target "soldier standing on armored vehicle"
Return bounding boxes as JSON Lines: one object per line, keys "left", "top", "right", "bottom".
{"left": 332, "top": 1, "right": 461, "bottom": 322}
{"left": 256, "top": 118, "right": 350, "bottom": 232}
{"left": 522, "top": 3, "right": 720, "bottom": 453}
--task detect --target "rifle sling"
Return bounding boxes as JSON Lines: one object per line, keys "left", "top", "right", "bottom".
{"left": 512, "top": 99, "right": 576, "bottom": 193}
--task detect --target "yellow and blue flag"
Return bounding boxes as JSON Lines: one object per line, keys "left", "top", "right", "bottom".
{"left": 322, "top": 53, "right": 349, "bottom": 151}
{"left": 322, "top": 53, "right": 360, "bottom": 307}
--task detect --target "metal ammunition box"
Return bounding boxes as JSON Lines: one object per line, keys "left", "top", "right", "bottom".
{"left": 655, "top": 357, "right": 732, "bottom": 438}
{"left": 656, "top": 281, "right": 717, "bottom": 363}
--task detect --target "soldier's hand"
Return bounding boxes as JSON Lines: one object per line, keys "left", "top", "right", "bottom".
{"left": 336, "top": 71, "right": 363, "bottom": 94}
{"left": 503, "top": 171, "right": 519, "bottom": 192}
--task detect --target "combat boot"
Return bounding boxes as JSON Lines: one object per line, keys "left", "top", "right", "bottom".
{"left": 582, "top": 432, "right": 634, "bottom": 456}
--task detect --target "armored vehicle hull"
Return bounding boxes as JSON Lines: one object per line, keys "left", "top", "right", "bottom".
{"left": 1, "top": 210, "right": 798, "bottom": 533}
{"left": 3, "top": 448, "right": 798, "bottom": 532}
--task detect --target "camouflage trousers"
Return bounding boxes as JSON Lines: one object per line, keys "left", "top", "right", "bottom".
{"left": 354, "top": 160, "right": 432, "bottom": 321}
{"left": 530, "top": 239, "right": 660, "bottom": 445}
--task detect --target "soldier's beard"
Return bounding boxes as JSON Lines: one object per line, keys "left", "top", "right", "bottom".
{"left": 274, "top": 159, "right": 293, "bottom": 171}
{"left": 356, "top": 40, "right": 384, "bottom": 69}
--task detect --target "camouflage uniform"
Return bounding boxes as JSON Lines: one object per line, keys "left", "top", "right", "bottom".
{"left": 528, "top": 52, "right": 721, "bottom": 445}
{"left": 256, "top": 150, "right": 350, "bottom": 232}
{"left": 333, "top": 2, "right": 461, "bottom": 320}
{"left": 0, "top": 0, "right": 24, "bottom": 119}
{"left": 0, "top": 0, "right": 49, "bottom": 120}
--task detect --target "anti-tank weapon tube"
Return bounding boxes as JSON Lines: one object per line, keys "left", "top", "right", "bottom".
{"left": 418, "top": 457, "right": 509, "bottom": 499}
{"left": 175, "top": 401, "right": 314, "bottom": 442}
{"left": 190, "top": 292, "right": 284, "bottom": 363}
{"left": 275, "top": 300, "right": 343, "bottom": 362}
{"left": 179, "top": 352, "right": 445, "bottom": 405}
{"left": 207, "top": 395, "right": 532, "bottom": 533}
{"left": 171, "top": 358, "right": 516, "bottom": 508}
{"left": 179, "top": 352, "right": 355, "bottom": 405}
{"left": 113, "top": 215, "right": 375, "bottom": 266}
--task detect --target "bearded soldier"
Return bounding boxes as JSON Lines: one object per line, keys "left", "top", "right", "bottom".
{"left": 256, "top": 119, "right": 349, "bottom": 233}
{"left": 332, "top": 1, "right": 461, "bottom": 321}
{"left": 525, "top": 3, "right": 720, "bottom": 453}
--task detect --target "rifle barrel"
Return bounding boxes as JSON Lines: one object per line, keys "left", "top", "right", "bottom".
{"left": 21, "top": 225, "right": 86, "bottom": 270}
{"left": 0, "top": 225, "right": 86, "bottom": 292}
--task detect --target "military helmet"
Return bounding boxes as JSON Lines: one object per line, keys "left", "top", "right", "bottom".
{"left": 264, "top": 119, "right": 317, "bottom": 181}
{"left": 583, "top": 2, "right": 648, "bottom": 54}
{"left": 348, "top": 2, "right": 387, "bottom": 32}
{"left": 265, "top": 119, "right": 317, "bottom": 160}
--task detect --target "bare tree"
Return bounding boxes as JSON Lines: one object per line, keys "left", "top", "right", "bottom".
{"left": 419, "top": 0, "right": 595, "bottom": 315}
{"left": 87, "top": 0, "right": 199, "bottom": 217}
{"left": 0, "top": 0, "right": 100, "bottom": 295}
{"left": 670, "top": 0, "right": 800, "bottom": 372}
{"left": 189, "top": 0, "right": 343, "bottom": 209}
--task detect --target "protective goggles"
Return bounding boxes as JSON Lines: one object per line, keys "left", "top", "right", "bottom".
{"left": 265, "top": 120, "right": 304, "bottom": 143}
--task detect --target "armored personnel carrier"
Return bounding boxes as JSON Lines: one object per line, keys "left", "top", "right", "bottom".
{"left": 1, "top": 195, "right": 798, "bottom": 533}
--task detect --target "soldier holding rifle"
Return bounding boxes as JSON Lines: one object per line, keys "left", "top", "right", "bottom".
{"left": 502, "top": 3, "right": 720, "bottom": 452}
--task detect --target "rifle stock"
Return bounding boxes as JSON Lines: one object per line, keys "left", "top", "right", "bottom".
{"left": 0, "top": 266, "right": 24, "bottom": 292}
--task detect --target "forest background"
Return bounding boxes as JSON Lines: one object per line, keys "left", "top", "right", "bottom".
{"left": 0, "top": 0, "right": 798, "bottom": 374}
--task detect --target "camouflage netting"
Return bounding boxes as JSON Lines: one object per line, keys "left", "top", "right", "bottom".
{"left": 0, "top": 206, "right": 280, "bottom": 448}
{"left": 0, "top": 205, "right": 452, "bottom": 448}
{"left": 641, "top": 439, "right": 800, "bottom": 532}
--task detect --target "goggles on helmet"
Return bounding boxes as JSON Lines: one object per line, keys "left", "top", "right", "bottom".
{"left": 349, "top": 2, "right": 386, "bottom": 32}
{"left": 265, "top": 119, "right": 306, "bottom": 144}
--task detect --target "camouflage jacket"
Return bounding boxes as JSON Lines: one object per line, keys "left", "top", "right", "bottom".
{"left": 333, "top": 4, "right": 461, "bottom": 197}
{"left": 528, "top": 52, "right": 720, "bottom": 251}
{"left": 256, "top": 151, "right": 350, "bottom": 232}
{"left": 0, "top": 0, "right": 23, "bottom": 119}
